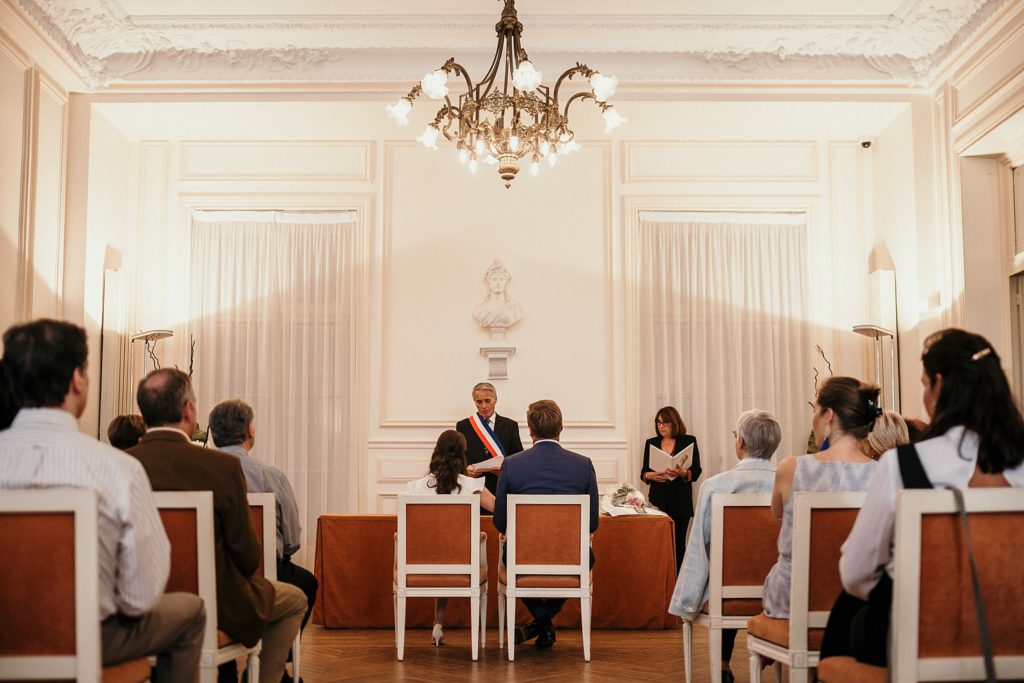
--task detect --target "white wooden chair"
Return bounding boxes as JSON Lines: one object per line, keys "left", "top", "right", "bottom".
{"left": 497, "top": 494, "right": 592, "bottom": 662}
{"left": 682, "top": 493, "right": 775, "bottom": 683}
{"left": 393, "top": 493, "right": 487, "bottom": 661}
{"left": 0, "top": 488, "right": 151, "bottom": 683}
{"left": 818, "top": 488, "right": 1024, "bottom": 683}
{"left": 247, "top": 492, "right": 301, "bottom": 682}
{"left": 154, "top": 491, "right": 260, "bottom": 683}
{"left": 747, "top": 491, "right": 866, "bottom": 683}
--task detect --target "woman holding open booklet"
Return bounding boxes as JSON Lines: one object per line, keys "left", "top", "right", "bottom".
{"left": 641, "top": 406, "right": 702, "bottom": 570}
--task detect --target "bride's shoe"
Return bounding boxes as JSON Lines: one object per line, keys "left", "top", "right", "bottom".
{"left": 431, "top": 624, "right": 445, "bottom": 647}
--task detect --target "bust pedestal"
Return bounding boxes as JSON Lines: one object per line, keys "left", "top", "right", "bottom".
{"left": 479, "top": 345, "right": 516, "bottom": 380}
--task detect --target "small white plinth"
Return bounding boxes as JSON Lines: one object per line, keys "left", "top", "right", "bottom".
{"left": 480, "top": 346, "right": 516, "bottom": 380}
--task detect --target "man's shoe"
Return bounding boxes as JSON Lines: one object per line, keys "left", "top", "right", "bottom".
{"left": 721, "top": 670, "right": 735, "bottom": 683}
{"left": 535, "top": 622, "right": 556, "bottom": 648}
{"left": 514, "top": 622, "right": 540, "bottom": 644}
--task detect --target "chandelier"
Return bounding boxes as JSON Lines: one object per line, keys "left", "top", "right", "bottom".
{"left": 385, "top": 0, "right": 626, "bottom": 188}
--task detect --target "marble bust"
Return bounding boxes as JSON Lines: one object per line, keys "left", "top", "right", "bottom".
{"left": 473, "top": 260, "right": 523, "bottom": 337}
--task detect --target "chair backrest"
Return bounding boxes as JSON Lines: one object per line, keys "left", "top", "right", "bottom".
{"left": 789, "top": 491, "right": 865, "bottom": 651}
{"left": 248, "top": 492, "right": 276, "bottom": 581}
{"left": 891, "top": 488, "right": 1024, "bottom": 682}
{"left": 153, "top": 491, "right": 220, "bottom": 653}
{"left": 505, "top": 494, "right": 589, "bottom": 580}
{"left": 708, "top": 493, "right": 775, "bottom": 617}
{"left": 0, "top": 488, "right": 100, "bottom": 682}
{"left": 396, "top": 494, "right": 480, "bottom": 587}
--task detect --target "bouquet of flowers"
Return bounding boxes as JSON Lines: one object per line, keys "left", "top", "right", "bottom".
{"left": 602, "top": 482, "right": 664, "bottom": 516}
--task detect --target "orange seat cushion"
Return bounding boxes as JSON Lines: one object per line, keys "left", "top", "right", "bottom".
{"left": 747, "top": 613, "right": 824, "bottom": 650}
{"left": 498, "top": 568, "right": 590, "bottom": 588}
{"left": 817, "top": 656, "right": 886, "bottom": 683}
{"left": 103, "top": 657, "right": 151, "bottom": 683}
{"left": 217, "top": 630, "right": 236, "bottom": 648}
{"left": 701, "top": 599, "right": 764, "bottom": 617}
{"left": 393, "top": 569, "right": 486, "bottom": 587}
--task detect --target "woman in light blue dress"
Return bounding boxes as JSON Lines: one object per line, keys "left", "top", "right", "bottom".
{"left": 761, "top": 377, "right": 882, "bottom": 617}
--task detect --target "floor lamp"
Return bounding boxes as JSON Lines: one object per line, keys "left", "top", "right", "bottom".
{"left": 128, "top": 329, "right": 173, "bottom": 413}
{"left": 852, "top": 324, "right": 898, "bottom": 411}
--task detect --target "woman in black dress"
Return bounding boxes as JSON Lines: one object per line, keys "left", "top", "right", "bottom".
{"left": 641, "top": 406, "right": 702, "bottom": 571}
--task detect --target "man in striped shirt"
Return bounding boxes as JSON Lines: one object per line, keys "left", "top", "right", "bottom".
{"left": 0, "top": 319, "right": 206, "bottom": 683}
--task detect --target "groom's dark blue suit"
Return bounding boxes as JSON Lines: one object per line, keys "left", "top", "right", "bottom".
{"left": 493, "top": 439, "right": 600, "bottom": 625}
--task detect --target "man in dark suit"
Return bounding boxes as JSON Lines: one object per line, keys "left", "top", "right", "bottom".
{"left": 128, "top": 369, "right": 305, "bottom": 683}
{"left": 456, "top": 381, "right": 524, "bottom": 497}
{"left": 493, "top": 399, "right": 600, "bottom": 648}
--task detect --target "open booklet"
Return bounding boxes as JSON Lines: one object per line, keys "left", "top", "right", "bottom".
{"left": 469, "top": 454, "right": 504, "bottom": 473}
{"left": 647, "top": 443, "right": 693, "bottom": 476}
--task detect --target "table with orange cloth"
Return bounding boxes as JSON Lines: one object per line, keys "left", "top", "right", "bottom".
{"left": 312, "top": 513, "right": 678, "bottom": 629}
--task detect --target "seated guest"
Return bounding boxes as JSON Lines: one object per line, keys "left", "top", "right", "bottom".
{"left": 0, "top": 319, "right": 205, "bottom": 682}
{"left": 669, "top": 409, "right": 781, "bottom": 683}
{"left": 108, "top": 413, "right": 147, "bottom": 450}
{"left": 863, "top": 411, "right": 909, "bottom": 459}
{"left": 406, "top": 429, "right": 496, "bottom": 647}
{"left": 493, "top": 399, "right": 600, "bottom": 648}
{"left": 208, "top": 399, "right": 318, "bottom": 680}
{"left": 761, "top": 377, "right": 881, "bottom": 618}
{"left": 827, "top": 329, "right": 1024, "bottom": 665}
{"left": 128, "top": 369, "right": 305, "bottom": 683}
{"left": 902, "top": 416, "right": 929, "bottom": 442}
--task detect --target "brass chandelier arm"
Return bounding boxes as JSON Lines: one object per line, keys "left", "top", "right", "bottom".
{"left": 562, "top": 91, "right": 597, "bottom": 120}
{"left": 439, "top": 58, "right": 475, "bottom": 96}
{"left": 552, "top": 64, "right": 597, "bottom": 104}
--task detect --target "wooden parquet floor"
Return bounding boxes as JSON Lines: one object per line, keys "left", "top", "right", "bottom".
{"left": 299, "top": 626, "right": 784, "bottom": 682}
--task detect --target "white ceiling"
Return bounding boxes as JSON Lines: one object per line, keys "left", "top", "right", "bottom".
{"left": 12, "top": 0, "right": 1010, "bottom": 87}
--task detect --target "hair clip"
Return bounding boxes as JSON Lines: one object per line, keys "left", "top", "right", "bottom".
{"left": 971, "top": 347, "right": 992, "bottom": 362}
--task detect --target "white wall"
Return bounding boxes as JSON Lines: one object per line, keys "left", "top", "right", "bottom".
{"left": 70, "top": 94, "right": 916, "bottom": 511}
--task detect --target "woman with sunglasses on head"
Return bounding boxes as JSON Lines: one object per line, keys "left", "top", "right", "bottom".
{"left": 825, "top": 329, "right": 1024, "bottom": 666}
{"left": 641, "top": 406, "right": 702, "bottom": 570}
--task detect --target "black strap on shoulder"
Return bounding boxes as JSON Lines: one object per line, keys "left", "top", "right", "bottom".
{"left": 948, "top": 486, "right": 997, "bottom": 682}
{"left": 896, "top": 443, "right": 933, "bottom": 489}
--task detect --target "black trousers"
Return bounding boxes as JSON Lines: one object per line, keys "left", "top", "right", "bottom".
{"left": 820, "top": 577, "right": 891, "bottom": 666}
{"left": 721, "top": 628, "right": 738, "bottom": 664}
{"left": 503, "top": 547, "right": 595, "bottom": 624}
{"left": 670, "top": 514, "right": 690, "bottom": 571}
{"left": 277, "top": 557, "right": 318, "bottom": 632}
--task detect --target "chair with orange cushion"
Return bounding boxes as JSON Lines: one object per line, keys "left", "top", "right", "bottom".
{"left": 0, "top": 488, "right": 150, "bottom": 683}
{"left": 497, "top": 494, "right": 592, "bottom": 661}
{"left": 393, "top": 493, "right": 487, "bottom": 661}
{"left": 247, "top": 492, "right": 301, "bottom": 682}
{"left": 154, "top": 491, "right": 260, "bottom": 683}
{"left": 819, "top": 488, "right": 1024, "bottom": 682}
{"left": 747, "top": 491, "right": 865, "bottom": 683}
{"left": 682, "top": 493, "right": 776, "bottom": 683}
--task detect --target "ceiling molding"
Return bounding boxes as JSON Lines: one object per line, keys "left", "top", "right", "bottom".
{"left": 9, "top": 0, "right": 1012, "bottom": 88}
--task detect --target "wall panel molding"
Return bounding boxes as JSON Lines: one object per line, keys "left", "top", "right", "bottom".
{"left": 623, "top": 140, "right": 818, "bottom": 184}
{"left": 179, "top": 140, "right": 373, "bottom": 182}
{"left": 378, "top": 140, "right": 617, "bottom": 429}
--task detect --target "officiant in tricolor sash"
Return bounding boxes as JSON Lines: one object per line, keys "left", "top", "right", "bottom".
{"left": 456, "top": 381, "right": 524, "bottom": 506}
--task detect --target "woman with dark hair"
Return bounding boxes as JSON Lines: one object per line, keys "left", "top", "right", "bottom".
{"left": 761, "top": 377, "right": 882, "bottom": 618}
{"left": 406, "top": 429, "right": 495, "bottom": 647}
{"left": 641, "top": 406, "right": 702, "bottom": 570}
{"left": 107, "top": 414, "right": 147, "bottom": 450}
{"left": 0, "top": 359, "right": 16, "bottom": 431}
{"left": 829, "top": 329, "right": 1024, "bottom": 665}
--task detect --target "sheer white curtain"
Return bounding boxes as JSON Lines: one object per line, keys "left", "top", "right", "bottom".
{"left": 189, "top": 210, "right": 359, "bottom": 566}
{"left": 637, "top": 212, "right": 812, "bottom": 482}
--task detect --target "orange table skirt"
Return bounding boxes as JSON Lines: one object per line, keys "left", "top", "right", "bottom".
{"left": 312, "top": 513, "right": 678, "bottom": 629}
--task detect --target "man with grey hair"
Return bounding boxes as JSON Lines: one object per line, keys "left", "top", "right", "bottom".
{"left": 208, "top": 399, "right": 318, "bottom": 650}
{"left": 456, "top": 381, "right": 524, "bottom": 498}
{"left": 668, "top": 409, "right": 781, "bottom": 683}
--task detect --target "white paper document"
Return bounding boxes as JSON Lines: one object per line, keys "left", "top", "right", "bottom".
{"left": 469, "top": 455, "right": 504, "bottom": 473}
{"left": 648, "top": 443, "right": 693, "bottom": 473}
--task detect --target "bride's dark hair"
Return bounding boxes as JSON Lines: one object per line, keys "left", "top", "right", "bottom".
{"left": 429, "top": 429, "right": 469, "bottom": 495}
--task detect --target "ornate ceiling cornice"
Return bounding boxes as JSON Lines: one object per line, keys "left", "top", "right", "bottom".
{"left": 10, "top": 0, "right": 1010, "bottom": 87}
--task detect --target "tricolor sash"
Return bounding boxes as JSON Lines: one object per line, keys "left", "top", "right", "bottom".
{"left": 469, "top": 413, "right": 506, "bottom": 459}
